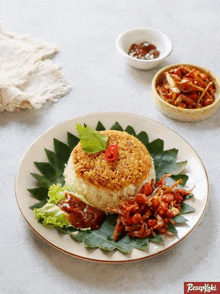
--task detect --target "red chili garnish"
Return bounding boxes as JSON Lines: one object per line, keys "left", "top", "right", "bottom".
{"left": 105, "top": 144, "right": 118, "bottom": 162}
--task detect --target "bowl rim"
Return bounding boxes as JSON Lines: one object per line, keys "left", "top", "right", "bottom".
{"left": 116, "top": 27, "right": 173, "bottom": 64}
{"left": 152, "top": 63, "right": 220, "bottom": 112}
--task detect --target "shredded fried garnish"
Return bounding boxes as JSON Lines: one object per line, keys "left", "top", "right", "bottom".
{"left": 157, "top": 65, "right": 216, "bottom": 109}
{"left": 112, "top": 174, "right": 193, "bottom": 241}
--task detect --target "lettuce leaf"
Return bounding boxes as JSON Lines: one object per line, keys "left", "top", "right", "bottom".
{"left": 34, "top": 203, "right": 71, "bottom": 228}
{"left": 34, "top": 184, "right": 92, "bottom": 229}
{"left": 64, "top": 184, "right": 93, "bottom": 205}
{"left": 48, "top": 184, "right": 65, "bottom": 204}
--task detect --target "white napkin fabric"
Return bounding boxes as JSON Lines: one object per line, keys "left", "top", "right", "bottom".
{"left": 0, "top": 28, "right": 69, "bottom": 111}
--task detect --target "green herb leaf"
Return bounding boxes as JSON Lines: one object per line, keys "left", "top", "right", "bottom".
{"left": 75, "top": 123, "right": 108, "bottom": 154}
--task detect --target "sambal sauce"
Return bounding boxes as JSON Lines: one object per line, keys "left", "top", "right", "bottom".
{"left": 58, "top": 192, "right": 105, "bottom": 229}
{"left": 128, "top": 42, "right": 160, "bottom": 60}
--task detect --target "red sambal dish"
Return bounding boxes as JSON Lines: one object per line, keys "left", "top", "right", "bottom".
{"left": 113, "top": 174, "right": 193, "bottom": 241}
{"left": 157, "top": 65, "right": 216, "bottom": 109}
{"left": 58, "top": 192, "right": 105, "bottom": 230}
{"left": 128, "top": 42, "right": 160, "bottom": 60}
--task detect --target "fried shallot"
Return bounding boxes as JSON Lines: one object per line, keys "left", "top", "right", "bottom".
{"left": 157, "top": 65, "right": 216, "bottom": 109}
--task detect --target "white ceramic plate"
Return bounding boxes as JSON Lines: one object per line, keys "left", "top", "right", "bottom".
{"left": 15, "top": 112, "right": 209, "bottom": 263}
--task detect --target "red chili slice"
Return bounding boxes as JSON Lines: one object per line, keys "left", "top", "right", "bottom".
{"left": 105, "top": 144, "right": 118, "bottom": 162}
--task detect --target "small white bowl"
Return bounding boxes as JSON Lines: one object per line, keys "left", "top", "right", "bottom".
{"left": 116, "top": 27, "right": 172, "bottom": 70}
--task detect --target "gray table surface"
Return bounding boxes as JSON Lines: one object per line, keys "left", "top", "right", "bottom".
{"left": 1, "top": 1, "right": 220, "bottom": 293}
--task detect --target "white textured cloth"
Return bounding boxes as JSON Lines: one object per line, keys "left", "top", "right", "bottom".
{"left": 0, "top": 28, "right": 69, "bottom": 111}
